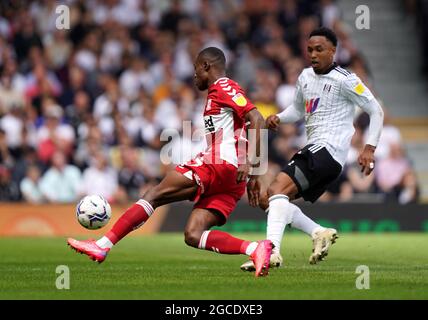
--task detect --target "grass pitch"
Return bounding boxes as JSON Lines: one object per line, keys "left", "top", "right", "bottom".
{"left": 0, "top": 233, "right": 427, "bottom": 300}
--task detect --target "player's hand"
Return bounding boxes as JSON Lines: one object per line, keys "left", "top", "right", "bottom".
{"left": 358, "top": 144, "right": 376, "bottom": 176}
{"left": 266, "top": 115, "right": 280, "bottom": 131}
{"left": 247, "top": 176, "right": 261, "bottom": 207}
{"left": 237, "top": 163, "right": 250, "bottom": 183}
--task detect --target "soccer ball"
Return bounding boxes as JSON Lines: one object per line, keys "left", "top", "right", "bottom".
{"left": 76, "top": 195, "right": 112, "bottom": 230}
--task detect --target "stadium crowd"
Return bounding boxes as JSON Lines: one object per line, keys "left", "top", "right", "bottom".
{"left": 0, "top": 0, "right": 419, "bottom": 204}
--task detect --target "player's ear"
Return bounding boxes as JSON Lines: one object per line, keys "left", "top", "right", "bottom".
{"left": 203, "top": 61, "right": 210, "bottom": 71}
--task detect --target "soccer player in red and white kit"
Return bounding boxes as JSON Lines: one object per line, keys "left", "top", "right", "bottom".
{"left": 67, "top": 47, "right": 273, "bottom": 277}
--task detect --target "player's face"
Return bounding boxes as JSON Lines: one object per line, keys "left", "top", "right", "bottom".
{"left": 307, "top": 36, "right": 336, "bottom": 73}
{"left": 193, "top": 57, "right": 209, "bottom": 91}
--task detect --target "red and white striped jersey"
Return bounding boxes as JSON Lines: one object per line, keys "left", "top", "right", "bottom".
{"left": 201, "top": 77, "right": 255, "bottom": 167}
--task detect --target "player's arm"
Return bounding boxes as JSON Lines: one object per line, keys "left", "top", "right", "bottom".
{"left": 266, "top": 102, "right": 305, "bottom": 131}
{"left": 240, "top": 108, "right": 266, "bottom": 207}
{"left": 343, "top": 74, "right": 384, "bottom": 175}
{"left": 358, "top": 98, "right": 384, "bottom": 175}
{"left": 266, "top": 75, "right": 305, "bottom": 130}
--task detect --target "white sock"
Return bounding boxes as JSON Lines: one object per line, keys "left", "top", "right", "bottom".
{"left": 290, "top": 204, "right": 325, "bottom": 237}
{"left": 96, "top": 236, "right": 114, "bottom": 249}
{"left": 245, "top": 242, "right": 258, "bottom": 256}
{"left": 267, "top": 194, "right": 293, "bottom": 252}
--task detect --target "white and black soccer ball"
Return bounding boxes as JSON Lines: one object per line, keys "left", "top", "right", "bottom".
{"left": 76, "top": 195, "right": 112, "bottom": 230}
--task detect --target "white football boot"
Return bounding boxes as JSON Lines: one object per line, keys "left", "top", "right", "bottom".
{"left": 309, "top": 228, "right": 338, "bottom": 264}
{"left": 240, "top": 249, "right": 283, "bottom": 272}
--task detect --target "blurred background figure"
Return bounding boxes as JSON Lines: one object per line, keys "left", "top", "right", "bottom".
{"left": 0, "top": 165, "right": 20, "bottom": 202}
{"left": 39, "top": 150, "right": 81, "bottom": 203}
{"left": 375, "top": 143, "right": 419, "bottom": 204}
{"left": 19, "top": 164, "right": 45, "bottom": 204}
{"left": 79, "top": 150, "right": 119, "bottom": 203}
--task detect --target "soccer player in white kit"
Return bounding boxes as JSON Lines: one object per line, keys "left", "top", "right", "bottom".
{"left": 242, "top": 27, "right": 384, "bottom": 271}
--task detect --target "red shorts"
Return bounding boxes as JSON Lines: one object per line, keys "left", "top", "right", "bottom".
{"left": 175, "top": 155, "right": 246, "bottom": 224}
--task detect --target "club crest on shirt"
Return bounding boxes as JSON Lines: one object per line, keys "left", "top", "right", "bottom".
{"left": 305, "top": 97, "right": 320, "bottom": 113}
{"left": 232, "top": 93, "right": 247, "bottom": 107}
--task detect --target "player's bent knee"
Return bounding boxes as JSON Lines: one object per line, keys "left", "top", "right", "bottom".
{"left": 184, "top": 229, "right": 203, "bottom": 248}
{"left": 143, "top": 185, "right": 176, "bottom": 208}
{"left": 141, "top": 188, "right": 158, "bottom": 208}
{"left": 267, "top": 175, "right": 298, "bottom": 199}
{"left": 267, "top": 185, "right": 284, "bottom": 198}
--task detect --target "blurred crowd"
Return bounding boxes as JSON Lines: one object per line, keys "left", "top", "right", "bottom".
{"left": 0, "top": 0, "right": 419, "bottom": 205}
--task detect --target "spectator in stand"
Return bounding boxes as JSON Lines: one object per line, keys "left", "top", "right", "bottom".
{"left": 20, "top": 165, "right": 45, "bottom": 204}
{"left": 74, "top": 121, "right": 109, "bottom": 171}
{"left": 44, "top": 29, "right": 73, "bottom": 74}
{"left": 0, "top": 72, "right": 26, "bottom": 115}
{"left": 375, "top": 143, "right": 418, "bottom": 203}
{"left": 79, "top": 150, "right": 119, "bottom": 203}
{"left": 251, "top": 68, "right": 280, "bottom": 119}
{"left": 36, "top": 104, "right": 75, "bottom": 163}
{"left": 0, "top": 165, "right": 20, "bottom": 201}
{"left": 117, "top": 146, "right": 148, "bottom": 202}
{"left": 12, "top": 12, "right": 43, "bottom": 65}
{"left": 39, "top": 150, "right": 81, "bottom": 203}
{"left": 64, "top": 90, "right": 92, "bottom": 136}
{"left": 0, "top": 104, "right": 26, "bottom": 159}
{"left": 11, "top": 146, "right": 44, "bottom": 189}
{"left": 0, "top": 128, "right": 13, "bottom": 169}
{"left": 25, "top": 61, "right": 63, "bottom": 115}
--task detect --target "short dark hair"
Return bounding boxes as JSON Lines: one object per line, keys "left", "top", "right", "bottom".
{"left": 198, "top": 47, "right": 226, "bottom": 68}
{"left": 309, "top": 27, "right": 337, "bottom": 47}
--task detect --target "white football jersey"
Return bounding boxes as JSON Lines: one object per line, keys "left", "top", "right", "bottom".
{"left": 295, "top": 65, "right": 375, "bottom": 166}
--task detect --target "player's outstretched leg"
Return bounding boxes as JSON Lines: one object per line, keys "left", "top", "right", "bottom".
{"left": 184, "top": 208, "right": 273, "bottom": 277}
{"left": 68, "top": 171, "right": 198, "bottom": 263}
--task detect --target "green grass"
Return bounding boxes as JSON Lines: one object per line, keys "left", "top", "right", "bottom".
{"left": 0, "top": 233, "right": 427, "bottom": 299}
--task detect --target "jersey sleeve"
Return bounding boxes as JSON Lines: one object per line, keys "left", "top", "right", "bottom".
{"left": 293, "top": 74, "right": 304, "bottom": 108}
{"left": 342, "top": 73, "right": 375, "bottom": 107}
{"left": 215, "top": 85, "right": 256, "bottom": 119}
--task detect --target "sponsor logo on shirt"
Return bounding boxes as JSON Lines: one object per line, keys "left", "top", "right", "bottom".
{"left": 204, "top": 116, "right": 215, "bottom": 132}
{"left": 232, "top": 93, "right": 247, "bottom": 107}
{"left": 305, "top": 97, "right": 320, "bottom": 113}
{"left": 354, "top": 83, "right": 365, "bottom": 95}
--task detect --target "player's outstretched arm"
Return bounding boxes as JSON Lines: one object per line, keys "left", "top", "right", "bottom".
{"left": 358, "top": 98, "right": 384, "bottom": 175}
{"left": 268, "top": 73, "right": 305, "bottom": 130}
{"left": 342, "top": 74, "right": 384, "bottom": 176}
{"left": 266, "top": 114, "right": 280, "bottom": 131}
{"left": 267, "top": 102, "right": 305, "bottom": 131}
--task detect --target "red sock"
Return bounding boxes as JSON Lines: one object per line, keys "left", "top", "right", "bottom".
{"left": 198, "top": 230, "right": 251, "bottom": 255}
{"left": 106, "top": 199, "right": 154, "bottom": 244}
